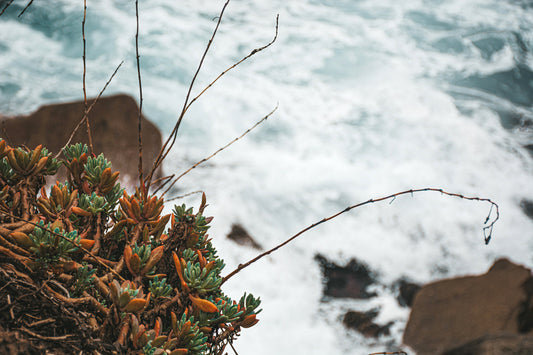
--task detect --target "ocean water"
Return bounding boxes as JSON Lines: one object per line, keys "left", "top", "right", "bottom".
{"left": 1, "top": 0, "right": 533, "bottom": 353}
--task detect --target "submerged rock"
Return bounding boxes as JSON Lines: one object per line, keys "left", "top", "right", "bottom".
{"left": 396, "top": 279, "right": 421, "bottom": 308}
{"left": 315, "top": 254, "right": 377, "bottom": 299}
{"left": 0, "top": 94, "right": 162, "bottom": 184}
{"left": 226, "top": 224, "right": 262, "bottom": 250}
{"left": 403, "top": 258, "right": 533, "bottom": 355}
{"left": 342, "top": 309, "right": 392, "bottom": 338}
{"left": 520, "top": 199, "right": 533, "bottom": 221}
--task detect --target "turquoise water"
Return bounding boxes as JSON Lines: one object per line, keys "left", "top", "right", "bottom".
{"left": 1, "top": 1, "right": 533, "bottom": 353}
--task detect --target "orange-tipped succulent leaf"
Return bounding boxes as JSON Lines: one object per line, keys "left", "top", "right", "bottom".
{"left": 240, "top": 314, "right": 259, "bottom": 328}
{"left": 71, "top": 206, "right": 92, "bottom": 217}
{"left": 10, "top": 232, "right": 33, "bottom": 249}
{"left": 123, "top": 298, "right": 147, "bottom": 313}
{"left": 141, "top": 245, "right": 164, "bottom": 275}
{"left": 170, "top": 349, "right": 189, "bottom": 355}
{"left": 79, "top": 239, "right": 95, "bottom": 250}
{"left": 172, "top": 252, "right": 190, "bottom": 292}
{"left": 189, "top": 294, "right": 218, "bottom": 313}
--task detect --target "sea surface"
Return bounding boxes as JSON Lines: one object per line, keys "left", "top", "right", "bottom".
{"left": 1, "top": 0, "right": 533, "bottom": 353}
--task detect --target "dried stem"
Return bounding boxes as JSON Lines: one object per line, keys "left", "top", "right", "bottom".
{"left": 135, "top": 0, "right": 144, "bottom": 192}
{"left": 0, "top": 0, "right": 14, "bottom": 16}
{"left": 17, "top": 0, "right": 33, "bottom": 17}
{"left": 158, "top": 105, "right": 278, "bottom": 197}
{"left": 369, "top": 352, "right": 408, "bottom": 355}
{"left": 55, "top": 61, "right": 124, "bottom": 159}
{"left": 18, "top": 326, "right": 73, "bottom": 341}
{"left": 222, "top": 188, "right": 499, "bottom": 284}
{"left": 145, "top": 0, "right": 231, "bottom": 190}
{"left": 165, "top": 190, "right": 204, "bottom": 203}
{"left": 82, "top": 0, "right": 94, "bottom": 154}
{"left": 185, "top": 14, "right": 279, "bottom": 114}
{"left": 146, "top": 9, "right": 279, "bottom": 192}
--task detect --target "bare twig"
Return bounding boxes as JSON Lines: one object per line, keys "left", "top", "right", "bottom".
{"left": 82, "top": 0, "right": 94, "bottom": 154}
{"left": 17, "top": 0, "right": 33, "bottom": 17}
{"left": 229, "top": 340, "right": 239, "bottom": 355}
{"left": 222, "top": 188, "right": 499, "bottom": 284}
{"left": 0, "top": 0, "right": 14, "bottom": 16}
{"left": 19, "top": 326, "right": 72, "bottom": 341}
{"left": 149, "top": 174, "right": 175, "bottom": 191}
{"left": 158, "top": 105, "right": 278, "bottom": 197}
{"left": 135, "top": 0, "right": 144, "bottom": 192}
{"left": 369, "top": 352, "right": 408, "bottom": 355}
{"left": 185, "top": 14, "right": 279, "bottom": 114}
{"left": 55, "top": 61, "right": 124, "bottom": 159}
{"left": 146, "top": 10, "right": 279, "bottom": 192}
{"left": 145, "top": 0, "right": 231, "bottom": 189}
{"left": 166, "top": 190, "right": 204, "bottom": 203}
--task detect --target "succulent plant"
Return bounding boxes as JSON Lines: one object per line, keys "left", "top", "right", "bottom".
{"left": 0, "top": 142, "right": 261, "bottom": 354}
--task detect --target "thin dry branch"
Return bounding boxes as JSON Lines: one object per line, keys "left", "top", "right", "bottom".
{"left": 17, "top": 0, "right": 33, "bottom": 17}
{"left": 184, "top": 14, "right": 279, "bottom": 114}
{"left": 222, "top": 188, "right": 499, "bottom": 284}
{"left": 369, "top": 352, "right": 408, "bottom": 355}
{"left": 135, "top": 0, "right": 144, "bottom": 191}
{"left": 149, "top": 174, "right": 175, "bottom": 191}
{"left": 145, "top": 0, "right": 231, "bottom": 189}
{"left": 0, "top": 0, "right": 14, "bottom": 16}
{"left": 165, "top": 190, "right": 204, "bottom": 203}
{"left": 146, "top": 10, "right": 279, "bottom": 191}
{"left": 82, "top": 0, "right": 94, "bottom": 154}
{"left": 18, "top": 326, "right": 73, "bottom": 341}
{"left": 55, "top": 61, "right": 124, "bottom": 159}
{"left": 157, "top": 105, "right": 278, "bottom": 197}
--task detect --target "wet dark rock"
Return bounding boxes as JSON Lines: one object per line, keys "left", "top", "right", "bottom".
{"left": 226, "top": 224, "right": 262, "bottom": 250}
{"left": 0, "top": 94, "right": 162, "bottom": 184}
{"left": 524, "top": 144, "right": 533, "bottom": 158}
{"left": 396, "top": 279, "right": 421, "bottom": 307}
{"left": 314, "top": 254, "right": 377, "bottom": 299}
{"left": 520, "top": 199, "right": 533, "bottom": 221}
{"left": 403, "top": 258, "right": 533, "bottom": 355}
{"left": 442, "top": 333, "right": 533, "bottom": 355}
{"left": 342, "top": 309, "right": 392, "bottom": 338}
{"left": 518, "top": 275, "right": 533, "bottom": 333}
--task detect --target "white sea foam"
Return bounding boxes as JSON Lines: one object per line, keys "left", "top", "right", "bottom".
{"left": 1, "top": 0, "right": 533, "bottom": 353}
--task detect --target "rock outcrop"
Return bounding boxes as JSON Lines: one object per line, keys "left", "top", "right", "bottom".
{"left": 342, "top": 309, "right": 392, "bottom": 338}
{"left": 403, "top": 258, "right": 533, "bottom": 355}
{"left": 0, "top": 94, "right": 162, "bottom": 184}
{"left": 396, "top": 279, "right": 421, "bottom": 308}
{"left": 441, "top": 333, "right": 533, "bottom": 355}
{"left": 226, "top": 224, "right": 262, "bottom": 250}
{"left": 314, "top": 254, "right": 377, "bottom": 299}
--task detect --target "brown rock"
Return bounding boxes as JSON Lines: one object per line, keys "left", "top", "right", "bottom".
{"left": 343, "top": 309, "right": 392, "bottom": 338}
{"left": 227, "top": 224, "right": 262, "bottom": 250}
{"left": 0, "top": 94, "right": 162, "bottom": 185}
{"left": 403, "top": 258, "right": 532, "bottom": 355}
{"left": 397, "top": 279, "right": 421, "bottom": 307}
{"left": 315, "top": 254, "right": 377, "bottom": 299}
{"left": 442, "top": 333, "right": 533, "bottom": 355}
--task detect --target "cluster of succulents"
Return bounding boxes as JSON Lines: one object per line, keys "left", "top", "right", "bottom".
{"left": 0, "top": 140, "right": 261, "bottom": 354}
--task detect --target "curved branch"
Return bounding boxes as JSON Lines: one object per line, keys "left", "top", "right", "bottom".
{"left": 222, "top": 188, "right": 499, "bottom": 284}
